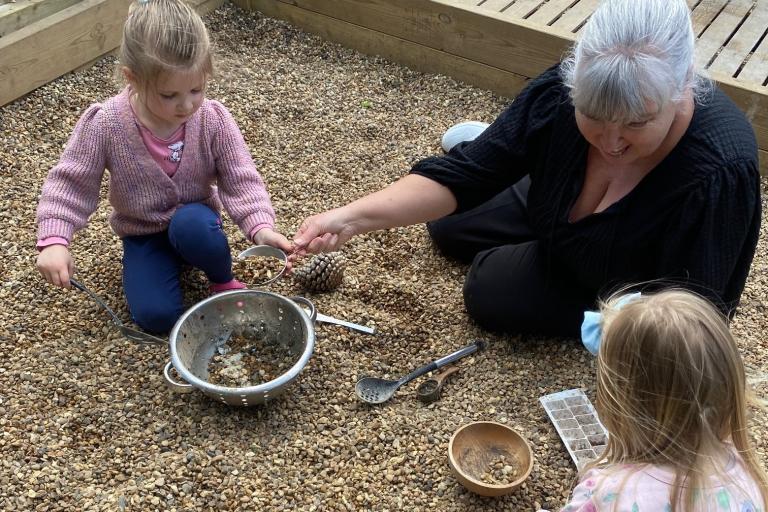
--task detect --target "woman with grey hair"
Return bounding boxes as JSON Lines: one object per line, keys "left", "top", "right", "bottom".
{"left": 293, "top": 0, "right": 760, "bottom": 337}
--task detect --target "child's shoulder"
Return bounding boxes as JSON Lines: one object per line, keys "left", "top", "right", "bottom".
{"left": 78, "top": 89, "right": 129, "bottom": 119}
{"left": 198, "top": 97, "right": 233, "bottom": 118}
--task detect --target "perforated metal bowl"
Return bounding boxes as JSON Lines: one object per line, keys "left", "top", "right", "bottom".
{"left": 163, "top": 289, "right": 315, "bottom": 406}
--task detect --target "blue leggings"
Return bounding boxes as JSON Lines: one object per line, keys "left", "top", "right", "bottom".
{"left": 122, "top": 203, "right": 235, "bottom": 334}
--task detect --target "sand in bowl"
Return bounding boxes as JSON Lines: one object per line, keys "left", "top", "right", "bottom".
{"left": 207, "top": 330, "right": 298, "bottom": 388}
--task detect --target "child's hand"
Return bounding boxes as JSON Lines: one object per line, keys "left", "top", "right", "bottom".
{"left": 37, "top": 245, "right": 75, "bottom": 288}
{"left": 252, "top": 228, "right": 294, "bottom": 271}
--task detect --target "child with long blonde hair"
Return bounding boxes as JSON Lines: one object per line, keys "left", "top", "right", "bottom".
{"left": 561, "top": 289, "right": 767, "bottom": 511}
{"left": 36, "top": 0, "right": 291, "bottom": 333}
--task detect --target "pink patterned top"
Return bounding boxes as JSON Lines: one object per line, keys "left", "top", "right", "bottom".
{"left": 561, "top": 449, "right": 763, "bottom": 512}
{"left": 36, "top": 87, "right": 275, "bottom": 244}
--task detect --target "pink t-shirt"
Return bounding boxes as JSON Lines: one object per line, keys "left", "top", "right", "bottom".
{"left": 135, "top": 122, "right": 185, "bottom": 177}
{"left": 560, "top": 449, "right": 763, "bottom": 511}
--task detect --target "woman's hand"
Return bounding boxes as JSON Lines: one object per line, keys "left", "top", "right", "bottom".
{"left": 37, "top": 245, "right": 74, "bottom": 288}
{"left": 293, "top": 207, "right": 357, "bottom": 255}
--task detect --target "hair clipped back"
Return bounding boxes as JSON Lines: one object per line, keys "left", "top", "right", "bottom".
{"left": 560, "top": 0, "right": 708, "bottom": 122}
{"left": 593, "top": 289, "right": 768, "bottom": 511}
{"left": 119, "top": 0, "right": 213, "bottom": 91}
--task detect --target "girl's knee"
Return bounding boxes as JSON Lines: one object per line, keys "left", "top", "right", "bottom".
{"left": 170, "top": 203, "right": 216, "bottom": 230}
{"left": 130, "top": 301, "right": 181, "bottom": 334}
{"left": 169, "top": 203, "right": 221, "bottom": 243}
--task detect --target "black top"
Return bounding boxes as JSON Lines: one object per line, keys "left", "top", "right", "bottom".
{"left": 411, "top": 65, "right": 761, "bottom": 313}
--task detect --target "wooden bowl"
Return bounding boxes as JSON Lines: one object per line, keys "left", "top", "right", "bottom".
{"left": 448, "top": 421, "right": 534, "bottom": 497}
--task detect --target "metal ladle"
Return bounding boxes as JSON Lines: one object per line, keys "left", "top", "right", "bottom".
{"left": 70, "top": 278, "right": 165, "bottom": 345}
{"left": 355, "top": 340, "right": 486, "bottom": 404}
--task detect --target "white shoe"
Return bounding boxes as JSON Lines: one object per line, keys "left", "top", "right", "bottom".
{"left": 441, "top": 121, "right": 490, "bottom": 153}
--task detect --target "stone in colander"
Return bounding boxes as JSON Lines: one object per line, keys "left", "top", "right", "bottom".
{"left": 163, "top": 289, "right": 316, "bottom": 406}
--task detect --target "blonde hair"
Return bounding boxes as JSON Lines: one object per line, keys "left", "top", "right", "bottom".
{"left": 118, "top": 0, "right": 213, "bottom": 92}
{"left": 590, "top": 289, "right": 767, "bottom": 511}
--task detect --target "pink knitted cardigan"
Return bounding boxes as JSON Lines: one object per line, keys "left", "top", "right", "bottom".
{"left": 36, "top": 87, "right": 275, "bottom": 243}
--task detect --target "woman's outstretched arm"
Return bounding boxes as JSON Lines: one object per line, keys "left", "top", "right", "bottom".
{"left": 293, "top": 174, "right": 457, "bottom": 254}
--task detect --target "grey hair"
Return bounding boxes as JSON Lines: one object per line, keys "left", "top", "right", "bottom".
{"left": 560, "top": 0, "right": 710, "bottom": 123}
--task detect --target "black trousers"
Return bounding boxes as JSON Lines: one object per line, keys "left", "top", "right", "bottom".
{"left": 427, "top": 177, "right": 592, "bottom": 337}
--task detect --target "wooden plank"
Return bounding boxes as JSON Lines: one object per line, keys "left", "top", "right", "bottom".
{"left": 714, "top": 72, "right": 768, "bottom": 158}
{"left": 760, "top": 148, "right": 767, "bottom": 176}
{"left": 476, "top": 0, "right": 511, "bottom": 13}
{"left": 737, "top": 13, "right": 768, "bottom": 84}
{"left": 0, "top": 0, "right": 224, "bottom": 107}
{"left": 525, "top": 0, "right": 574, "bottom": 26}
{"left": 709, "top": 3, "right": 768, "bottom": 78}
{"left": 237, "top": 0, "right": 574, "bottom": 81}
{"left": 232, "top": 0, "right": 531, "bottom": 98}
{"left": 691, "top": 0, "right": 728, "bottom": 37}
{"left": 551, "top": 0, "right": 598, "bottom": 32}
{"left": 0, "top": 0, "right": 81, "bottom": 37}
{"left": 0, "top": 0, "right": 131, "bottom": 106}
{"left": 501, "top": 0, "right": 547, "bottom": 20}
{"left": 695, "top": 0, "right": 753, "bottom": 69}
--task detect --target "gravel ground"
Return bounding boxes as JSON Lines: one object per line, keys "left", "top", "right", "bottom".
{"left": 1, "top": 4, "right": 766, "bottom": 511}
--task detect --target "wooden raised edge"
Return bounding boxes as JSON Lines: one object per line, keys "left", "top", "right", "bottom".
{"left": 233, "top": 0, "right": 531, "bottom": 98}
{"left": 0, "top": 0, "right": 225, "bottom": 107}
{"left": 0, "top": 0, "right": 82, "bottom": 37}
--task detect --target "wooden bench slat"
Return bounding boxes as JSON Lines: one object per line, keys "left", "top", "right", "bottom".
{"left": 691, "top": 0, "right": 729, "bottom": 37}
{"left": 695, "top": 0, "right": 754, "bottom": 70}
{"left": 737, "top": 27, "right": 768, "bottom": 85}
{"left": 476, "top": 0, "right": 511, "bottom": 12}
{"left": 709, "top": 3, "right": 768, "bottom": 78}
{"left": 501, "top": 0, "right": 547, "bottom": 20}
{"left": 552, "top": 0, "right": 598, "bottom": 32}
{"left": 524, "top": 0, "right": 574, "bottom": 26}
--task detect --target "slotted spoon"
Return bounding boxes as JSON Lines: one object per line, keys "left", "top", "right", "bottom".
{"left": 355, "top": 340, "right": 486, "bottom": 404}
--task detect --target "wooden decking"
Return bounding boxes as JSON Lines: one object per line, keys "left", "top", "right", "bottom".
{"left": 234, "top": 0, "right": 768, "bottom": 174}
{"left": 0, "top": 0, "right": 225, "bottom": 107}
{"left": 469, "top": 0, "right": 768, "bottom": 88}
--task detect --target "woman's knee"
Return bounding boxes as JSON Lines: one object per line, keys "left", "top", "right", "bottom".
{"left": 427, "top": 217, "right": 454, "bottom": 253}
{"left": 462, "top": 243, "right": 546, "bottom": 333}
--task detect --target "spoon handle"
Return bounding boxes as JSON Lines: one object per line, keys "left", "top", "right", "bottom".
{"left": 433, "top": 339, "right": 486, "bottom": 368}
{"left": 70, "top": 278, "right": 123, "bottom": 326}
{"left": 398, "top": 340, "right": 486, "bottom": 386}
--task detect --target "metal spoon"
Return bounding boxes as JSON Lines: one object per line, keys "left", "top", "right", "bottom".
{"left": 69, "top": 278, "right": 165, "bottom": 345}
{"left": 355, "top": 340, "right": 486, "bottom": 404}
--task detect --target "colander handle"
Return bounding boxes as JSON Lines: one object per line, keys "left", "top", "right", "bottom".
{"left": 163, "top": 361, "right": 194, "bottom": 394}
{"left": 290, "top": 296, "right": 317, "bottom": 322}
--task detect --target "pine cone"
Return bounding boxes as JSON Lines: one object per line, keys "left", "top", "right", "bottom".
{"left": 293, "top": 252, "right": 347, "bottom": 292}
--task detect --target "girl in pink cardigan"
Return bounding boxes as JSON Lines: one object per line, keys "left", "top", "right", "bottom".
{"left": 36, "top": 0, "right": 290, "bottom": 333}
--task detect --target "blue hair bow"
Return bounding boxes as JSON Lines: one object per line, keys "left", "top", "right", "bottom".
{"left": 581, "top": 292, "right": 641, "bottom": 355}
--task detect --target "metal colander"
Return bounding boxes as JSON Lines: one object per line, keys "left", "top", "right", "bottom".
{"left": 163, "top": 289, "right": 316, "bottom": 406}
